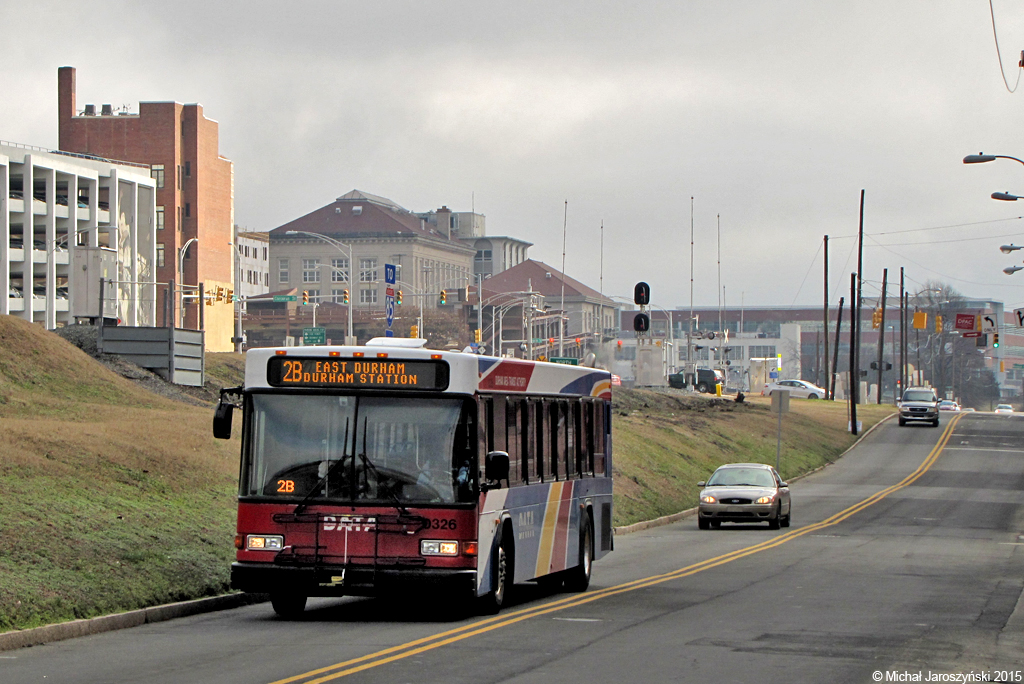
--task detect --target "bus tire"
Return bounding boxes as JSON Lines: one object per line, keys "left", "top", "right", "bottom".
{"left": 480, "top": 526, "right": 512, "bottom": 615}
{"left": 564, "top": 513, "right": 593, "bottom": 593}
{"left": 270, "top": 592, "right": 307, "bottom": 619}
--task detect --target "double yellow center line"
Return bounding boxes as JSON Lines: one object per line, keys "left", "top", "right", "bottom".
{"left": 271, "top": 414, "right": 962, "bottom": 684}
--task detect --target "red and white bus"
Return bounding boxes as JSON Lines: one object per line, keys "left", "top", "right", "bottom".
{"left": 214, "top": 338, "right": 614, "bottom": 616}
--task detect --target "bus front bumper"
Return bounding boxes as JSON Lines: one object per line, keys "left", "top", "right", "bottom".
{"left": 231, "top": 561, "right": 477, "bottom": 597}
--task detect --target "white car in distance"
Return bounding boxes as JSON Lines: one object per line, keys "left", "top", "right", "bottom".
{"left": 764, "top": 379, "right": 828, "bottom": 400}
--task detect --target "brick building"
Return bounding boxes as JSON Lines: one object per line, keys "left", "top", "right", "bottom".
{"left": 57, "top": 66, "right": 235, "bottom": 350}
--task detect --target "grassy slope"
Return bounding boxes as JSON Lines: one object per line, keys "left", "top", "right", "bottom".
{"left": 0, "top": 318, "right": 891, "bottom": 631}
{"left": 0, "top": 318, "right": 243, "bottom": 631}
{"left": 610, "top": 389, "right": 894, "bottom": 526}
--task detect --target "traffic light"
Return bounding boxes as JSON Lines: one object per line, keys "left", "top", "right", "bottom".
{"left": 216, "top": 286, "right": 225, "bottom": 302}
{"left": 439, "top": 289, "right": 447, "bottom": 305}
{"left": 410, "top": 324, "right": 419, "bottom": 338}
{"left": 302, "top": 290, "right": 309, "bottom": 304}
{"left": 342, "top": 289, "right": 349, "bottom": 304}
{"left": 396, "top": 290, "right": 403, "bottom": 305}
{"left": 994, "top": 333, "right": 1000, "bottom": 348}
{"left": 205, "top": 292, "right": 213, "bottom": 306}
{"left": 935, "top": 315, "right": 942, "bottom": 333}
{"left": 474, "top": 329, "right": 482, "bottom": 343}
{"left": 226, "top": 289, "right": 234, "bottom": 303}
{"left": 872, "top": 308, "right": 882, "bottom": 329}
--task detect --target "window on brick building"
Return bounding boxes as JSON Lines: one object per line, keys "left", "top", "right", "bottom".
{"left": 331, "top": 258, "right": 349, "bottom": 283}
{"left": 156, "top": 243, "right": 165, "bottom": 268}
{"left": 359, "top": 258, "right": 377, "bottom": 283}
{"left": 177, "top": 165, "right": 182, "bottom": 189}
{"left": 278, "top": 259, "right": 289, "bottom": 284}
{"left": 184, "top": 161, "right": 191, "bottom": 177}
{"left": 302, "top": 259, "right": 320, "bottom": 283}
{"left": 156, "top": 206, "right": 164, "bottom": 230}
{"left": 360, "top": 287, "right": 378, "bottom": 305}
{"left": 185, "top": 203, "right": 191, "bottom": 218}
{"left": 151, "top": 165, "right": 164, "bottom": 189}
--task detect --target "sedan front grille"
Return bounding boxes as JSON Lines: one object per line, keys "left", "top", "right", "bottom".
{"left": 720, "top": 498, "right": 752, "bottom": 505}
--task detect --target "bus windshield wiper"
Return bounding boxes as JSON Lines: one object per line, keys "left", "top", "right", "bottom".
{"left": 354, "top": 416, "right": 412, "bottom": 518}
{"left": 293, "top": 419, "right": 350, "bottom": 516}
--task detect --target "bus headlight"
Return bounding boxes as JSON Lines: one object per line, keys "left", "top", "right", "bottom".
{"left": 246, "top": 534, "right": 284, "bottom": 551}
{"left": 421, "top": 540, "right": 459, "bottom": 556}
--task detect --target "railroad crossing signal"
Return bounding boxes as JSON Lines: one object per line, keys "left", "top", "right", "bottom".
{"left": 302, "top": 290, "right": 309, "bottom": 304}
{"left": 872, "top": 308, "right": 882, "bottom": 329}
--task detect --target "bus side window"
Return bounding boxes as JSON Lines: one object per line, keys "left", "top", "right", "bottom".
{"left": 520, "top": 397, "right": 528, "bottom": 483}
{"left": 573, "top": 401, "right": 583, "bottom": 478}
{"left": 505, "top": 397, "right": 521, "bottom": 486}
{"left": 583, "top": 400, "right": 595, "bottom": 476}
{"left": 594, "top": 401, "right": 608, "bottom": 475}
{"left": 493, "top": 394, "right": 507, "bottom": 455}
{"left": 535, "top": 399, "right": 546, "bottom": 482}
{"left": 548, "top": 400, "right": 561, "bottom": 481}
{"left": 562, "top": 400, "right": 574, "bottom": 480}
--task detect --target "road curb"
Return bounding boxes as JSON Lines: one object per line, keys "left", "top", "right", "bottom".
{"left": 0, "top": 592, "right": 268, "bottom": 653}
{"left": 613, "top": 411, "right": 896, "bottom": 537}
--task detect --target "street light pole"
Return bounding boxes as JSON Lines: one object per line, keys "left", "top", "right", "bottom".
{"left": 178, "top": 237, "right": 198, "bottom": 328}
{"left": 285, "top": 230, "right": 354, "bottom": 344}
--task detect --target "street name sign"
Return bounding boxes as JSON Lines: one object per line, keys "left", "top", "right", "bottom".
{"left": 549, "top": 357, "right": 579, "bottom": 365}
{"left": 273, "top": 295, "right": 297, "bottom": 302}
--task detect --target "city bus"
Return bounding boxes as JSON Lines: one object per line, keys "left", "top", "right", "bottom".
{"left": 213, "top": 338, "right": 614, "bottom": 617}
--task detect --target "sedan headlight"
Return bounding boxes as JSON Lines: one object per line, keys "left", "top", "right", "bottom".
{"left": 700, "top": 495, "right": 717, "bottom": 504}
{"left": 755, "top": 495, "right": 775, "bottom": 504}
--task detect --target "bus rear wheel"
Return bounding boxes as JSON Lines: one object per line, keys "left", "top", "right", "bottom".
{"left": 564, "top": 515, "right": 593, "bottom": 593}
{"left": 270, "top": 592, "right": 307, "bottom": 619}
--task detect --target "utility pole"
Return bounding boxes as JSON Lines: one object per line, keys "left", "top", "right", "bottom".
{"left": 830, "top": 296, "right": 844, "bottom": 401}
{"left": 850, "top": 273, "right": 859, "bottom": 434}
{"left": 823, "top": 235, "right": 829, "bottom": 392}
{"left": 876, "top": 268, "right": 888, "bottom": 404}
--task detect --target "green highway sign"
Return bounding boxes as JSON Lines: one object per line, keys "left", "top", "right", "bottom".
{"left": 273, "top": 295, "right": 298, "bottom": 302}
{"left": 1013, "top": 363, "right": 1024, "bottom": 370}
{"left": 303, "top": 327, "right": 326, "bottom": 345}
{"left": 549, "top": 357, "right": 578, "bottom": 366}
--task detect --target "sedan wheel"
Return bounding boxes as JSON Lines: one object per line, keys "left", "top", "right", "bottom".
{"left": 807, "top": 394, "right": 818, "bottom": 400}
{"left": 698, "top": 517, "right": 710, "bottom": 530}
{"left": 768, "top": 502, "right": 781, "bottom": 530}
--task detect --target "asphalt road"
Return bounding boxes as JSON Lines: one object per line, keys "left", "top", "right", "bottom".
{"left": 6, "top": 411, "right": 1024, "bottom": 684}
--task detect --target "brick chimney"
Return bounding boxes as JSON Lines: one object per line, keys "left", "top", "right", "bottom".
{"left": 57, "top": 66, "right": 76, "bottom": 149}
{"left": 436, "top": 205, "right": 452, "bottom": 239}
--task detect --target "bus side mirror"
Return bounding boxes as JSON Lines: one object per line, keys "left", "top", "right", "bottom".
{"left": 213, "top": 402, "right": 233, "bottom": 439}
{"left": 485, "top": 451, "right": 510, "bottom": 487}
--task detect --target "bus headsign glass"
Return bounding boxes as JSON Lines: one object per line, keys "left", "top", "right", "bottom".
{"left": 267, "top": 357, "right": 449, "bottom": 390}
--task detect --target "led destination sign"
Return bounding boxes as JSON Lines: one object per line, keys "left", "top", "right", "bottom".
{"left": 267, "top": 357, "right": 448, "bottom": 390}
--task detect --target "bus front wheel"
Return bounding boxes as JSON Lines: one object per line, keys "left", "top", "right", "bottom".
{"left": 270, "top": 592, "right": 307, "bottom": 619}
{"left": 564, "top": 514, "right": 593, "bottom": 593}
{"left": 480, "top": 527, "right": 512, "bottom": 614}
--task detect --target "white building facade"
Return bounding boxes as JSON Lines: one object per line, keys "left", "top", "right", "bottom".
{"left": 1, "top": 141, "right": 157, "bottom": 328}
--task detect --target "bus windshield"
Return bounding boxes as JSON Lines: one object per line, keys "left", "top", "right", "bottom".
{"left": 244, "top": 394, "right": 475, "bottom": 504}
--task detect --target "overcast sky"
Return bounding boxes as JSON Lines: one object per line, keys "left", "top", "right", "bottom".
{"left": 4, "top": 1, "right": 1024, "bottom": 310}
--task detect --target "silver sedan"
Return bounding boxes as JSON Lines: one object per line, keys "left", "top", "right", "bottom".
{"left": 697, "top": 463, "right": 791, "bottom": 530}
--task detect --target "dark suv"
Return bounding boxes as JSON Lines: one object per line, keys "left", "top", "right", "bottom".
{"left": 668, "top": 368, "right": 724, "bottom": 393}
{"left": 899, "top": 387, "right": 939, "bottom": 427}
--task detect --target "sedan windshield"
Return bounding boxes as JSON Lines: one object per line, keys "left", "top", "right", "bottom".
{"left": 243, "top": 394, "right": 475, "bottom": 504}
{"left": 707, "top": 468, "right": 776, "bottom": 488}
